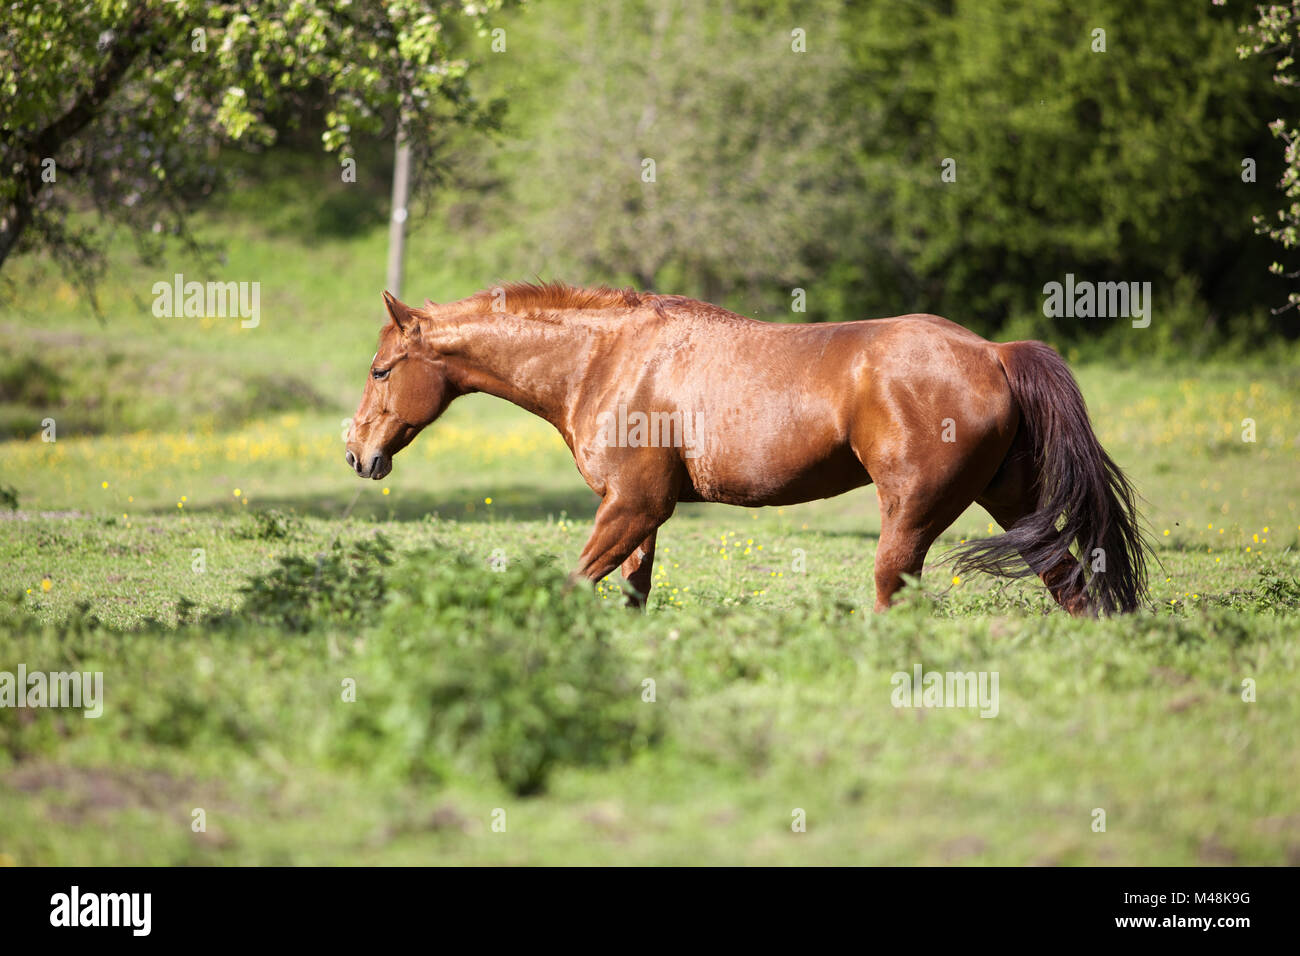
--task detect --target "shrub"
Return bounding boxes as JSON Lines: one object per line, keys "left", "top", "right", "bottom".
{"left": 236, "top": 539, "right": 661, "bottom": 794}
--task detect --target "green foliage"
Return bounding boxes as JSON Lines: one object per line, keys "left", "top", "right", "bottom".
{"left": 329, "top": 550, "right": 659, "bottom": 795}
{"left": 1207, "top": 563, "right": 1300, "bottom": 613}
{"left": 2, "top": 539, "right": 660, "bottom": 798}
{"left": 7, "top": 0, "right": 1299, "bottom": 350}
{"left": 0, "top": 0, "right": 514, "bottom": 281}
{"left": 226, "top": 536, "right": 660, "bottom": 793}
{"left": 1239, "top": 0, "right": 1300, "bottom": 310}
{"left": 237, "top": 534, "right": 391, "bottom": 631}
{"left": 832, "top": 0, "right": 1290, "bottom": 343}
{"left": 494, "top": 0, "right": 858, "bottom": 310}
{"left": 234, "top": 508, "right": 306, "bottom": 543}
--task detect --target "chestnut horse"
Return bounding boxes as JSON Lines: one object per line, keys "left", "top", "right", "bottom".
{"left": 346, "top": 283, "right": 1150, "bottom": 615}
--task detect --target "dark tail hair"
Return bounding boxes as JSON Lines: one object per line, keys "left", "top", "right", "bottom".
{"left": 948, "top": 341, "right": 1151, "bottom": 615}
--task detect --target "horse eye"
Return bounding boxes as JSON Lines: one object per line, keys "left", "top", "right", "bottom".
{"left": 371, "top": 368, "right": 389, "bottom": 381}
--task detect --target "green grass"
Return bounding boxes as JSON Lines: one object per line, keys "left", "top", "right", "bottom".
{"left": 1, "top": 177, "right": 1299, "bottom": 865}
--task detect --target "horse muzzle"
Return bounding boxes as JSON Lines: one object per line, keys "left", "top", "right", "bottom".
{"left": 345, "top": 449, "right": 392, "bottom": 480}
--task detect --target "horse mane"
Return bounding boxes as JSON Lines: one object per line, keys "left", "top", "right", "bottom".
{"left": 445, "top": 281, "right": 752, "bottom": 325}
{"left": 462, "top": 281, "right": 648, "bottom": 314}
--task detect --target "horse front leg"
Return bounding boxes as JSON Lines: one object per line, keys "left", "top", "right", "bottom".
{"left": 619, "top": 529, "right": 659, "bottom": 609}
{"left": 571, "top": 490, "right": 672, "bottom": 610}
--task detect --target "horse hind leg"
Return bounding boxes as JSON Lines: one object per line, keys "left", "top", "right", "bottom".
{"left": 865, "top": 422, "right": 1014, "bottom": 612}
{"left": 872, "top": 478, "right": 990, "bottom": 611}
{"left": 872, "top": 497, "right": 939, "bottom": 611}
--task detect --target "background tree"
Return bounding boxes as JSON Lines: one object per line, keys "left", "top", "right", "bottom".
{"left": 833, "top": 0, "right": 1290, "bottom": 345}
{"left": 0, "top": 0, "right": 510, "bottom": 294}
{"left": 492, "top": 0, "right": 860, "bottom": 314}
{"left": 449, "top": 0, "right": 1294, "bottom": 345}
{"left": 1236, "top": 0, "right": 1300, "bottom": 312}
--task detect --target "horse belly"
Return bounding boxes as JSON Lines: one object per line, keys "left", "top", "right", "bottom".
{"left": 682, "top": 442, "right": 869, "bottom": 506}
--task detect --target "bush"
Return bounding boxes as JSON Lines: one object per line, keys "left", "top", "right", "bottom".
{"left": 237, "top": 539, "right": 661, "bottom": 794}
{"left": 235, "top": 533, "right": 390, "bottom": 632}
{"left": 327, "top": 549, "right": 661, "bottom": 795}
{"left": 234, "top": 508, "right": 304, "bottom": 543}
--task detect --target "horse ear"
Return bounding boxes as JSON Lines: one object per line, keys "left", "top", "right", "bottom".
{"left": 382, "top": 290, "right": 420, "bottom": 335}
{"left": 423, "top": 298, "right": 438, "bottom": 311}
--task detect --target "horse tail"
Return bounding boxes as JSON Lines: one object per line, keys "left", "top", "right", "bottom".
{"left": 949, "top": 341, "right": 1152, "bottom": 614}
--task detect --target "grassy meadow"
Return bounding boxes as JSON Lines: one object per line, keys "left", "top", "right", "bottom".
{"left": 1, "top": 178, "right": 1300, "bottom": 865}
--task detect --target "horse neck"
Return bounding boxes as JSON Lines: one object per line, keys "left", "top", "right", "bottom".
{"left": 424, "top": 309, "right": 594, "bottom": 429}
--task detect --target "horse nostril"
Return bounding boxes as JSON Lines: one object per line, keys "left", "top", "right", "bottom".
{"left": 345, "top": 450, "right": 357, "bottom": 469}
{"left": 368, "top": 454, "right": 383, "bottom": 476}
